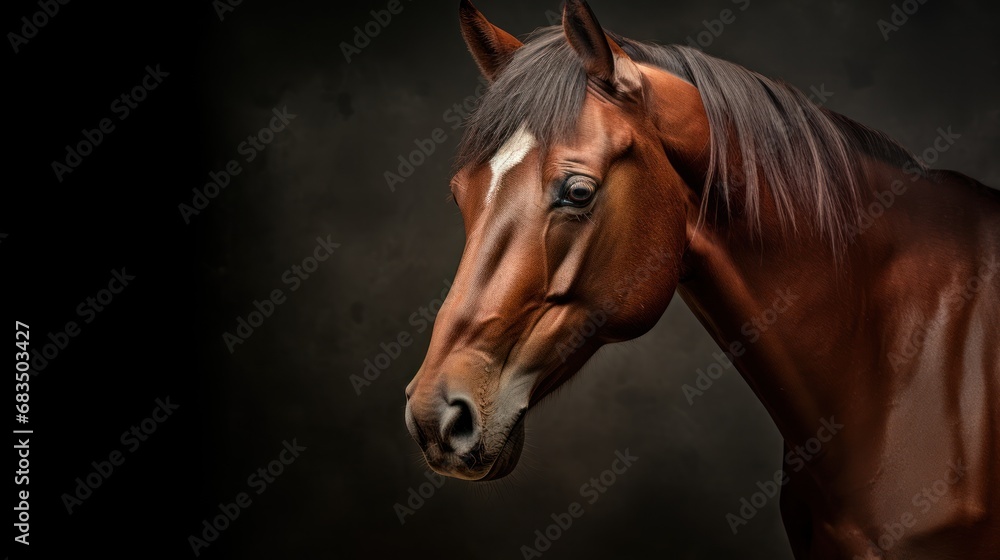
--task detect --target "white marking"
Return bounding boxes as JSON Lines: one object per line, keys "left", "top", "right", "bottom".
{"left": 485, "top": 125, "right": 536, "bottom": 206}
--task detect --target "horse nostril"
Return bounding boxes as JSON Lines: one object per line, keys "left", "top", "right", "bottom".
{"left": 451, "top": 399, "right": 475, "bottom": 438}
{"left": 441, "top": 397, "right": 478, "bottom": 453}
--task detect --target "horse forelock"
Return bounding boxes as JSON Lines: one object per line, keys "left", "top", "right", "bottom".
{"left": 456, "top": 26, "right": 925, "bottom": 250}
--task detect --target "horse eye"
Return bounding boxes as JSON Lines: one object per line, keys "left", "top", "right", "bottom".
{"left": 562, "top": 177, "right": 596, "bottom": 207}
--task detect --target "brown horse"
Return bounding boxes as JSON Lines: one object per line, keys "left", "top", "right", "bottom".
{"left": 404, "top": 1, "right": 1000, "bottom": 557}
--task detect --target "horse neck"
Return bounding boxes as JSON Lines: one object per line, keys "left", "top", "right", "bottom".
{"left": 673, "top": 154, "right": 996, "bottom": 450}
{"left": 675, "top": 206, "right": 868, "bottom": 442}
{"left": 644, "top": 70, "right": 895, "bottom": 443}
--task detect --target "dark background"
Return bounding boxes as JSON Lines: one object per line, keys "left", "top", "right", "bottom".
{"left": 6, "top": 0, "right": 998, "bottom": 558}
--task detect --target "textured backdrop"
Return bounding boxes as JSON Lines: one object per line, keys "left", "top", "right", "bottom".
{"left": 8, "top": 0, "right": 998, "bottom": 558}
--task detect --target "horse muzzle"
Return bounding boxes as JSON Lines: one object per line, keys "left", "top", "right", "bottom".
{"left": 404, "top": 378, "right": 528, "bottom": 481}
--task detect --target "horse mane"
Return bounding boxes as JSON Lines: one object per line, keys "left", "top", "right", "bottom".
{"left": 456, "top": 26, "right": 926, "bottom": 250}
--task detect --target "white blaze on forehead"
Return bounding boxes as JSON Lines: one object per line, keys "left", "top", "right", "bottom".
{"left": 485, "top": 125, "right": 536, "bottom": 206}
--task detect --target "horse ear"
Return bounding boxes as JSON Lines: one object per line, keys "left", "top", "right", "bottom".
{"left": 562, "top": 0, "right": 641, "bottom": 93}
{"left": 459, "top": 0, "right": 523, "bottom": 82}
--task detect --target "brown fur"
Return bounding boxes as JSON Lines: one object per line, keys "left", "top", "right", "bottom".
{"left": 405, "top": 2, "right": 1000, "bottom": 557}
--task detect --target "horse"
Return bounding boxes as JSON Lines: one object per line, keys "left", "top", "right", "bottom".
{"left": 403, "top": 1, "right": 1000, "bottom": 557}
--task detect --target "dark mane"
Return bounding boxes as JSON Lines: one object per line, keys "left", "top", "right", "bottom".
{"left": 456, "top": 26, "right": 925, "bottom": 249}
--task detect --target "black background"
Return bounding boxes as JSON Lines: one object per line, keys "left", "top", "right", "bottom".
{"left": 6, "top": 0, "right": 999, "bottom": 558}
